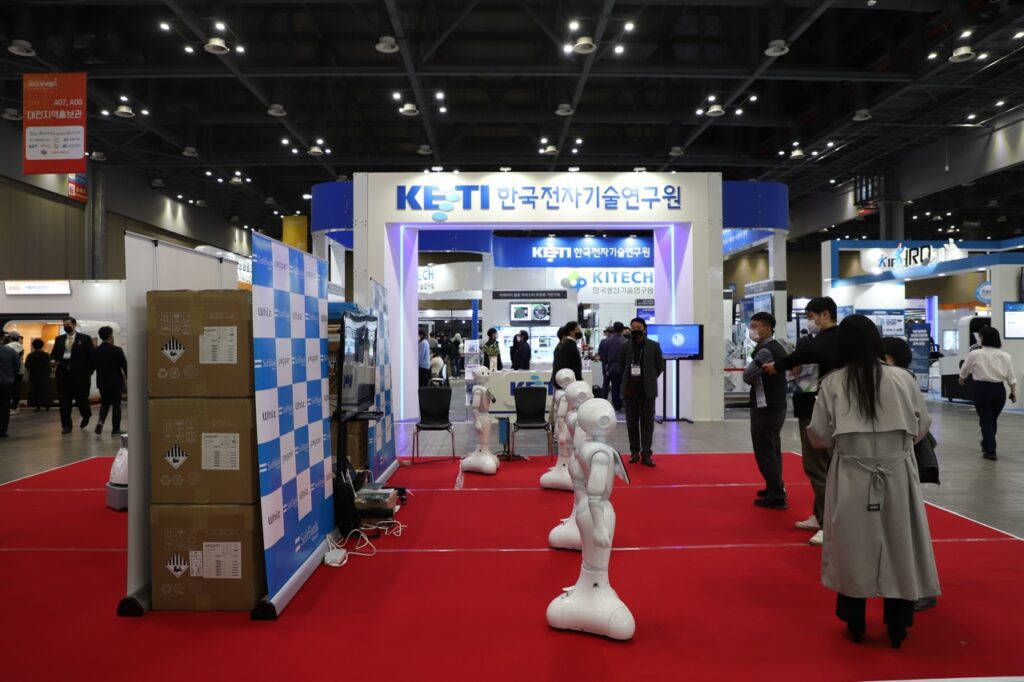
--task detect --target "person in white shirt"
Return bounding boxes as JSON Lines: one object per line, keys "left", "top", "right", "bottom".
{"left": 959, "top": 326, "right": 1018, "bottom": 460}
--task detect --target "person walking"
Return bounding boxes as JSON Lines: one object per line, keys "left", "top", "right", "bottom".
{"left": 742, "top": 312, "right": 790, "bottom": 509}
{"left": 51, "top": 316, "right": 95, "bottom": 434}
{"left": 762, "top": 296, "right": 841, "bottom": 546}
{"left": 604, "top": 322, "right": 627, "bottom": 412}
{"left": 92, "top": 326, "right": 127, "bottom": 436}
{"left": 806, "top": 314, "right": 940, "bottom": 649}
{"left": 6, "top": 331, "right": 25, "bottom": 412}
{"left": 959, "top": 326, "right": 1018, "bottom": 460}
{"left": 598, "top": 326, "right": 613, "bottom": 399}
{"left": 447, "top": 334, "right": 461, "bottom": 378}
{"left": 483, "top": 327, "right": 503, "bottom": 371}
{"left": 619, "top": 317, "right": 665, "bottom": 466}
{"left": 24, "top": 339, "right": 52, "bottom": 412}
{"left": 418, "top": 330, "right": 431, "bottom": 387}
{"left": 513, "top": 330, "right": 532, "bottom": 371}
{"left": 0, "top": 337, "right": 21, "bottom": 438}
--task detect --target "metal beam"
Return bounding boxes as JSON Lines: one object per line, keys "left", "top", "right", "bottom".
{"left": 514, "top": 0, "right": 564, "bottom": 50}
{"left": 421, "top": 0, "right": 482, "bottom": 61}
{"left": 31, "top": 0, "right": 945, "bottom": 9}
{"left": 383, "top": 0, "right": 442, "bottom": 162}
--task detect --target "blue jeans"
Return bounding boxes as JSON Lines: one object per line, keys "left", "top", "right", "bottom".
{"left": 973, "top": 380, "right": 1006, "bottom": 455}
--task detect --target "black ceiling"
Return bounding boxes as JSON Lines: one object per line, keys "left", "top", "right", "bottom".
{"left": 1, "top": 0, "right": 1024, "bottom": 235}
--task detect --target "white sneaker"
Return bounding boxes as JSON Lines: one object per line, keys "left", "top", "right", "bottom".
{"left": 808, "top": 530, "right": 824, "bottom": 546}
{"left": 795, "top": 515, "right": 820, "bottom": 531}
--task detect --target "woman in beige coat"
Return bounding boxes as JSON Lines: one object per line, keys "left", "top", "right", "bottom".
{"left": 807, "top": 314, "right": 940, "bottom": 649}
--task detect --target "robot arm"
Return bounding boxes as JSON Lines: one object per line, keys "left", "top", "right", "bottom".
{"left": 586, "top": 451, "right": 612, "bottom": 548}
{"left": 472, "top": 386, "right": 482, "bottom": 410}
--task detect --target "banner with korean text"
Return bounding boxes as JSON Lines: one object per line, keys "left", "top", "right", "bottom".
{"left": 22, "top": 72, "right": 87, "bottom": 175}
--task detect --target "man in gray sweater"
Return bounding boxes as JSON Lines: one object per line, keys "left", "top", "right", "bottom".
{"left": 0, "top": 336, "right": 23, "bottom": 437}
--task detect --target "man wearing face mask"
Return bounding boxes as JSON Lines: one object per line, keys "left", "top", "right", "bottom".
{"left": 559, "top": 321, "right": 584, "bottom": 381}
{"left": 762, "top": 297, "right": 841, "bottom": 545}
{"left": 742, "top": 312, "right": 790, "bottom": 509}
{"left": 619, "top": 318, "right": 665, "bottom": 466}
{"left": 51, "top": 316, "right": 95, "bottom": 434}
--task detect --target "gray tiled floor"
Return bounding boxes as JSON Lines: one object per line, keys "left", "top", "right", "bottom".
{"left": 1, "top": 396, "right": 1021, "bottom": 537}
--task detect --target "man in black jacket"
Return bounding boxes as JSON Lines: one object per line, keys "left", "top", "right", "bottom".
{"left": 762, "top": 296, "right": 840, "bottom": 546}
{"left": 619, "top": 317, "right": 665, "bottom": 466}
{"left": 743, "top": 312, "right": 790, "bottom": 509}
{"left": 603, "top": 322, "right": 628, "bottom": 412}
{"left": 558, "top": 321, "right": 583, "bottom": 380}
{"left": 513, "top": 330, "right": 532, "bottom": 370}
{"left": 92, "top": 326, "right": 127, "bottom": 436}
{"left": 50, "top": 316, "right": 95, "bottom": 434}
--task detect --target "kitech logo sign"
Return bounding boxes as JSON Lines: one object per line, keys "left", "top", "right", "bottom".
{"left": 396, "top": 185, "right": 490, "bottom": 222}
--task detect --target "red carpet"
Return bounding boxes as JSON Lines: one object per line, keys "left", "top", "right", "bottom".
{"left": 2, "top": 454, "right": 1022, "bottom": 681}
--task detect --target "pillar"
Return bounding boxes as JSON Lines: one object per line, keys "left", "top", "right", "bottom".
{"left": 282, "top": 215, "right": 309, "bottom": 252}
{"left": 879, "top": 200, "right": 904, "bottom": 241}
{"left": 83, "top": 162, "right": 106, "bottom": 278}
{"left": 767, "top": 229, "right": 789, "bottom": 339}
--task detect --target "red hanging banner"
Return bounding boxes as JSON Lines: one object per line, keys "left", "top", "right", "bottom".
{"left": 22, "top": 72, "right": 88, "bottom": 175}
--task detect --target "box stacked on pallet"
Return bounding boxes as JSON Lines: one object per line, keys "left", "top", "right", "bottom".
{"left": 147, "top": 290, "right": 266, "bottom": 611}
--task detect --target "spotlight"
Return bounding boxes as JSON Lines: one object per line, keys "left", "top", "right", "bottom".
{"left": 235, "top": 45, "right": 245, "bottom": 54}
{"left": 575, "top": 138, "right": 583, "bottom": 145}
{"left": 100, "top": 109, "right": 110, "bottom": 116}
{"left": 967, "top": 113, "right": 976, "bottom": 120}
{"left": 215, "top": 21, "right": 226, "bottom": 32}
{"left": 281, "top": 137, "right": 289, "bottom": 145}
{"left": 292, "top": 148, "right": 299, "bottom": 154}
{"left": 571, "top": 148, "right": 578, "bottom": 154}
{"left": 184, "top": 45, "right": 195, "bottom": 54}
{"left": 792, "top": 141, "right": 800, "bottom": 147}
{"left": 541, "top": 137, "right": 549, "bottom": 144}
{"left": 141, "top": 109, "right": 150, "bottom": 116}
{"left": 811, "top": 150, "right": 818, "bottom": 156}
{"left": 961, "top": 30, "right": 972, "bottom": 39}
{"left": 927, "top": 52, "right": 938, "bottom": 60}
{"left": 749, "top": 94, "right": 758, "bottom": 102}
{"left": 392, "top": 91, "right": 402, "bottom": 100}
{"left": 996, "top": 100, "right": 1005, "bottom": 107}
{"left": 735, "top": 108, "right": 743, "bottom": 116}
{"left": 435, "top": 91, "right": 444, "bottom": 101}
{"left": 205, "top": 170, "right": 212, "bottom": 176}
{"left": 120, "top": 95, "right": 129, "bottom": 103}
{"left": 614, "top": 44, "right": 624, "bottom": 55}
{"left": 316, "top": 138, "right": 324, "bottom": 145}
{"left": 563, "top": 44, "right": 573, "bottom": 54}
{"left": 500, "top": 166, "right": 511, "bottom": 172}
{"left": 568, "top": 166, "right": 580, "bottom": 172}
{"left": 829, "top": 178, "right": 836, "bottom": 184}
{"left": 977, "top": 53, "right": 989, "bottom": 61}
{"left": 439, "top": 106, "right": 447, "bottom": 113}
{"left": 695, "top": 108, "right": 704, "bottom": 116}
{"left": 624, "top": 22, "right": 635, "bottom": 32}
{"left": 826, "top": 141, "right": 835, "bottom": 148}
{"left": 375, "top": 36, "right": 399, "bottom": 54}
{"left": 569, "top": 20, "right": 580, "bottom": 31}
{"left": 159, "top": 22, "right": 171, "bottom": 31}
{"left": 267, "top": 103, "right": 287, "bottom": 117}
{"left": 708, "top": 94, "right": 717, "bottom": 102}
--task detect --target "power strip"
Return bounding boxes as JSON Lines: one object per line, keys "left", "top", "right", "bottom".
{"left": 324, "top": 548, "right": 348, "bottom": 567}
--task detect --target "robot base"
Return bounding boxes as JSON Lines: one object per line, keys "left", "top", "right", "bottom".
{"left": 461, "top": 450, "right": 499, "bottom": 475}
{"left": 548, "top": 516, "right": 581, "bottom": 550}
{"left": 539, "top": 460, "right": 573, "bottom": 490}
{"left": 106, "top": 482, "right": 128, "bottom": 511}
{"left": 546, "top": 567, "right": 635, "bottom": 640}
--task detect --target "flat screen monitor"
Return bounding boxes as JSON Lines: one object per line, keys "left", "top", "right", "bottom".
{"left": 530, "top": 302, "right": 551, "bottom": 322}
{"left": 338, "top": 312, "right": 378, "bottom": 420}
{"left": 646, "top": 324, "right": 704, "bottom": 359}
{"left": 509, "top": 303, "right": 531, "bottom": 323}
{"left": 1005, "top": 302, "right": 1024, "bottom": 340}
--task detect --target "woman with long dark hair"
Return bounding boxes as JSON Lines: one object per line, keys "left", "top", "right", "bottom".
{"left": 959, "top": 326, "right": 1018, "bottom": 460}
{"left": 807, "top": 314, "right": 939, "bottom": 649}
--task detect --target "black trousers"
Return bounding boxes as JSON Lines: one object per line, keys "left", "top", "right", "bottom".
{"left": 608, "top": 372, "right": 623, "bottom": 411}
{"left": 750, "top": 406, "right": 787, "bottom": 498}
{"left": 624, "top": 396, "right": 656, "bottom": 457}
{"left": 418, "top": 367, "right": 432, "bottom": 388}
{"left": 11, "top": 374, "right": 22, "bottom": 409}
{"left": 97, "top": 386, "right": 122, "bottom": 432}
{"left": 836, "top": 593, "right": 915, "bottom": 629}
{"left": 58, "top": 377, "right": 91, "bottom": 430}
{"left": 973, "top": 380, "right": 1006, "bottom": 456}
{"left": 0, "top": 385, "right": 11, "bottom": 435}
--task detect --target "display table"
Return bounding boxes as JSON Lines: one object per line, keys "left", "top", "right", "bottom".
{"left": 473, "top": 369, "right": 594, "bottom": 415}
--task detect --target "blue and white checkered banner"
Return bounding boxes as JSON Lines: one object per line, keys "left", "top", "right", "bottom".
{"left": 368, "top": 280, "right": 396, "bottom": 479}
{"left": 251, "top": 233, "right": 334, "bottom": 599}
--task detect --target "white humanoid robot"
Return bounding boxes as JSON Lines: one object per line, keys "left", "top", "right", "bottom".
{"left": 548, "top": 380, "right": 593, "bottom": 550}
{"left": 547, "top": 398, "right": 635, "bottom": 641}
{"left": 540, "top": 368, "right": 578, "bottom": 490}
{"left": 461, "top": 366, "right": 499, "bottom": 475}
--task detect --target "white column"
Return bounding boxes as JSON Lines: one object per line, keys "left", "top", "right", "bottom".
{"left": 768, "top": 229, "right": 789, "bottom": 340}
{"left": 479, "top": 251, "right": 495, "bottom": 332}
{"left": 990, "top": 264, "right": 1023, "bottom": 397}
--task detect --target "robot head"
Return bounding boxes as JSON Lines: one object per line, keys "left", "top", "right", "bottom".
{"left": 565, "top": 380, "right": 593, "bottom": 408}
{"left": 472, "top": 366, "right": 491, "bottom": 384}
{"left": 577, "top": 398, "right": 616, "bottom": 438}
{"left": 555, "top": 368, "right": 576, "bottom": 389}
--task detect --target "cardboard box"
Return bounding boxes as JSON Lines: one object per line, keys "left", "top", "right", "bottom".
{"left": 147, "top": 290, "right": 254, "bottom": 398}
{"left": 346, "top": 432, "right": 367, "bottom": 469}
{"left": 150, "top": 398, "right": 259, "bottom": 504}
{"left": 150, "top": 504, "right": 265, "bottom": 611}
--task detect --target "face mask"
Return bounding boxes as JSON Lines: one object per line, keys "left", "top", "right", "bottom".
{"left": 631, "top": 329, "right": 644, "bottom": 341}
{"left": 748, "top": 328, "right": 761, "bottom": 343}
{"left": 805, "top": 319, "right": 820, "bottom": 335}
{"left": 64, "top": 325, "right": 74, "bottom": 334}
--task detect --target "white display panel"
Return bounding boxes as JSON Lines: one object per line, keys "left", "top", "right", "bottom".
{"left": 4, "top": 280, "right": 71, "bottom": 295}
{"left": 496, "top": 324, "right": 561, "bottom": 366}
{"left": 1005, "top": 302, "right": 1024, "bottom": 339}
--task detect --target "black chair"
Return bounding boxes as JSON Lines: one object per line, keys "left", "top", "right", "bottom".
{"left": 509, "top": 386, "right": 553, "bottom": 460}
{"left": 412, "top": 387, "right": 456, "bottom": 464}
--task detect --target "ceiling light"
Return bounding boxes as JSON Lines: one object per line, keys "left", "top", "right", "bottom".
{"left": 749, "top": 94, "right": 758, "bottom": 102}
{"left": 217, "top": 178, "right": 223, "bottom": 183}
{"left": 184, "top": 45, "right": 195, "bottom": 54}
{"left": 927, "top": 52, "right": 938, "bottom": 60}
{"left": 417, "top": 144, "right": 432, "bottom": 155}
{"left": 977, "top": 53, "right": 989, "bottom": 61}
{"left": 575, "top": 138, "right": 583, "bottom": 145}
{"left": 235, "top": 45, "right": 245, "bottom": 54}
{"left": 181, "top": 146, "right": 198, "bottom": 157}
{"left": 1, "top": 107, "right": 21, "bottom": 121}
{"left": 453, "top": 169, "right": 459, "bottom": 174}
{"left": 229, "top": 176, "right": 242, "bottom": 185}
{"left": 706, "top": 104, "right": 725, "bottom": 117}
{"left": 114, "top": 104, "right": 135, "bottom": 118}
{"left": 439, "top": 106, "right": 447, "bottom": 113}
{"left": 500, "top": 166, "right": 511, "bottom": 172}
{"left": 573, "top": 36, "right": 597, "bottom": 54}
{"left": 924, "top": 211, "right": 931, "bottom": 216}
{"left": 777, "top": 150, "right": 785, "bottom": 156}
{"left": 375, "top": 36, "right": 399, "bottom": 54}
{"left": 294, "top": 210, "right": 301, "bottom": 215}
{"left": 245, "top": 177, "right": 251, "bottom": 183}
{"left": 90, "top": 151, "right": 106, "bottom": 162}
{"left": 325, "top": 148, "right": 331, "bottom": 155}
{"left": 7, "top": 39, "right": 35, "bottom": 57}
{"left": 159, "top": 22, "right": 171, "bottom": 31}
{"left": 423, "top": 169, "right": 430, "bottom": 174}
{"left": 399, "top": 102, "right": 419, "bottom": 116}
{"left": 281, "top": 137, "right": 289, "bottom": 145}
{"left": 568, "top": 166, "right": 580, "bottom": 172}
{"left": 764, "top": 39, "right": 789, "bottom": 57}
{"left": 669, "top": 145, "right": 683, "bottom": 157}
{"left": 435, "top": 92, "right": 444, "bottom": 101}
{"left": 215, "top": 21, "right": 226, "bottom": 31}
{"left": 1015, "top": 31, "right": 1024, "bottom": 40}
{"left": 614, "top": 44, "right": 624, "bottom": 55}
{"left": 188, "top": 199, "right": 194, "bottom": 205}
{"left": 100, "top": 109, "right": 110, "bottom": 116}
{"left": 273, "top": 210, "right": 279, "bottom": 215}
{"left": 707, "top": 94, "right": 717, "bottom": 103}
{"left": 571, "top": 148, "right": 578, "bottom": 154}
{"left": 569, "top": 20, "right": 580, "bottom": 31}
{"left": 196, "top": 200, "right": 207, "bottom": 207}
{"left": 734, "top": 108, "right": 743, "bottom": 115}
{"left": 624, "top": 22, "right": 635, "bottom": 32}
{"left": 315, "top": 138, "right": 324, "bottom": 145}
{"left": 949, "top": 45, "right": 975, "bottom": 63}
{"left": 151, "top": 178, "right": 165, "bottom": 188}
{"left": 205, "top": 170, "right": 212, "bottom": 176}
{"left": 826, "top": 141, "right": 835, "bottom": 148}
{"left": 966, "top": 113, "right": 976, "bottom": 120}
{"left": 265, "top": 197, "right": 276, "bottom": 205}
{"left": 961, "top": 30, "right": 972, "bottom": 39}
{"left": 540, "top": 137, "right": 549, "bottom": 144}
{"left": 119, "top": 95, "right": 129, "bottom": 103}
{"left": 307, "top": 145, "right": 324, "bottom": 156}
{"left": 695, "top": 108, "right": 704, "bottom": 116}
{"left": 946, "top": 211, "right": 952, "bottom": 216}
{"left": 996, "top": 100, "right": 1005, "bottom": 107}
{"left": 633, "top": 166, "right": 646, "bottom": 172}
{"left": 292, "top": 148, "right": 299, "bottom": 154}
{"left": 555, "top": 103, "right": 574, "bottom": 116}
{"left": 141, "top": 108, "right": 150, "bottom": 116}
{"left": 204, "top": 37, "right": 230, "bottom": 54}
{"left": 790, "top": 148, "right": 805, "bottom": 159}
{"left": 176, "top": 194, "right": 183, "bottom": 199}
{"left": 267, "top": 103, "right": 287, "bottom": 117}
{"left": 829, "top": 178, "right": 836, "bottom": 184}
{"left": 912, "top": 215, "right": 918, "bottom": 220}
{"left": 234, "top": 170, "right": 242, "bottom": 176}
{"left": 563, "top": 43, "right": 573, "bottom": 54}
{"left": 852, "top": 109, "right": 872, "bottom": 122}
{"left": 431, "top": 166, "right": 443, "bottom": 172}
{"left": 541, "top": 145, "right": 558, "bottom": 155}
{"left": 811, "top": 150, "right": 819, "bottom": 156}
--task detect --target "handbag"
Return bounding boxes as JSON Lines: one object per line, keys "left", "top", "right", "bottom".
{"left": 913, "top": 431, "right": 940, "bottom": 485}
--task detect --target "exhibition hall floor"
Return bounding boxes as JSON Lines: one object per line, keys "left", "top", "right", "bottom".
{"left": 1, "top": 453, "right": 1023, "bottom": 681}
